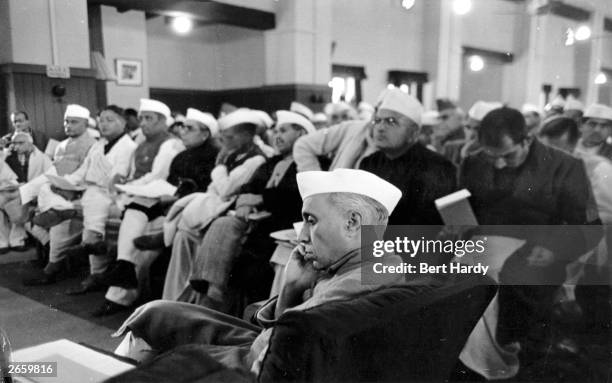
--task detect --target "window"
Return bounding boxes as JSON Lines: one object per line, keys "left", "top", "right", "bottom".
{"left": 387, "top": 70, "right": 428, "bottom": 101}
{"left": 330, "top": 65, "right": 366, "bottom": 103}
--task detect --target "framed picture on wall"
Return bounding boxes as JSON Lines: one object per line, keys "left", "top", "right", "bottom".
{"left": 115, "top": 59, "right": 142, "bottom": 86}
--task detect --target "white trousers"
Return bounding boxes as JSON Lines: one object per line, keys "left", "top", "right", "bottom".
{"left": 105, "top": 211, "right": 164, "bottom": 307}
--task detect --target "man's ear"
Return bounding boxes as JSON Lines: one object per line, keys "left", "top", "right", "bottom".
{"left": 345, "top": 211, "right": 362, "bottom": 236}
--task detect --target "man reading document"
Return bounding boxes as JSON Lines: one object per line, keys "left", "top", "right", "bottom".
{"left": 110, "top": 168, "right": 404, "bottom": 379}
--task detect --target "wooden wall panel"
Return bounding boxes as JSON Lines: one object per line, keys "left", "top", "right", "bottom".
{"left": 9, "top": 70, "right": 97, "bottom": 141}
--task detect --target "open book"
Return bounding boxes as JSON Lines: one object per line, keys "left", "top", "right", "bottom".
{"left": 435, "top": 189, "right": 478, "bottom": 226}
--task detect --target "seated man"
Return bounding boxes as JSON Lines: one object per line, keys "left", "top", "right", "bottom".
{"left": 458, "top": 107, "right": 598, "bottom": 379}
{"left": 163, "top": 110, "right": 315, "bottom": 310}
{"left": 112, "top": 169, "right": 404, "bottom": 378}
{"left": 29, "top": 105, "right": 138, "bottom": 292}
{"left": 87, "top": 99, "right": 184, "bottom": 314}
{"left": 360, "top": 88, "right": 457, "bottom": 226}
{"left": 22, "top": 104, "right": 98, "bottom": 285}
{"left": 125, "top": 108, "right": 221, "bottom": 252}
{"left": 0, "top": 132, "right": 52, "bottom": 252}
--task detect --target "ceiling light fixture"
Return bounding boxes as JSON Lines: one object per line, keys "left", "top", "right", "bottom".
{"left": 171, "top": 16, "right": 193, "bottom": 35}
{"left": 575, "top": 25, "right": 591, "bottom": 41}
{"left": 595, "top": 72, "right": 607, "bottom": 85}
{"left": 401, "top": 0, "right": 416, "bottom": 10}
{"left": 468, "top": 55, "right": 485, "bottom": 72}
{"left": 453, "top": 0, "right": 472, "bottom": 15}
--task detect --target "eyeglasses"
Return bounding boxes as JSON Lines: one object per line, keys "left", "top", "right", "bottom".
{"left": 373, "top": 116, "right": 400, "bottom": 128}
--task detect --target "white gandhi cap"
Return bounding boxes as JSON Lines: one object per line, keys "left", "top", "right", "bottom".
{"left": 186, "top": 108, "right": 219, "bottom": 136}
{"left": 468, "top": 101, "right": 503, "bottom": 122}
{"left": 297, "top": 169, "right": 402, "bottom": 215}
{"left": 276, "top": 110, "right": 316, "bottom": 135}
{"left": 378, "top": 88, "right": 423, "bottom": 126}
{"left": 64, "top": 104, "right": 90, "bottom": 120}
{"left": 218, "top": 109, "right": 261, "bottom": 131}
{"left": 139, "top": 99, "right": 171, "bottom": 121}
{"left": 584, "top": 103, "right": 612, "bottom": 121}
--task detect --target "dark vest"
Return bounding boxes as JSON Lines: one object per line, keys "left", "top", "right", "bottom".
{"left": 5, "top": 152, "right": 28, "bottom": 183}
{"left": 133, "top": 132, "right": 171, "bottom": 179}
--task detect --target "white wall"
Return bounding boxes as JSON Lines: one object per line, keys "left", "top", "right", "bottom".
{"left": 601, "top": 30, "right": 612, "bottom": 69}
{"left": 330, "top": 0, "right": 425, "bottom": 103}
{"left": 102, "top": 6, "right": 149, "bottom": 108}
{"left": 462, "top": 0, "right": 521, "bottom": 53}
{"left": 146, "top": 17, "right": 266, "bottom": 90}
{"left": 9, "top": 0, "right": 89, "bottom": 67}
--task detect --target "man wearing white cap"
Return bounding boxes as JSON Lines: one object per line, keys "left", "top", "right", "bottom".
{"left": 84, "top": 99, "right": 183, "bottom": 313}
{"left": 111, "top": 169, "right": 404, "bottom": 376}
{"left": 442, "top": 101, "right": 503, "bottom": 166}
{"left": 128, "top": 108, "right": 221, "bottom": 250}
{"left": 575, "top": 103, "right": 612, "bottom": 161}
{"left": 28, "top": 105, "right": 139, "bottom": 291}
{"left": 22, "top": 104, "right": 98, "bottom": 285}
{"left": 93, "top": 108, "right": 263, "bottom": 316}
{"left": 360, "top": 88, "right": 457, "bottom": 225}
{"left": 164, "top": 110, "right": 316, "bottom": 310}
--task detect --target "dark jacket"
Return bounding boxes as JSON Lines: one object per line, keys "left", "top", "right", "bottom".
{"left": 460, "top": 139, "right": 599, "bottom": 262}
{"left": 168, "top": 139, "right": 219, "bottom": 197}
{"left": 360, "top": 143, "right": 458, "bottom": 225}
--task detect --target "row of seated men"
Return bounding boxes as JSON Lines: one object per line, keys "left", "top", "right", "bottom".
{"left": 4, "top": 88, "right": 610, "bottom": 380}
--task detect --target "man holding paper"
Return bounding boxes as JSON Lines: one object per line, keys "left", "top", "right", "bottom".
{"left": 22, "top": 104, "right": 97, "bottom": 285}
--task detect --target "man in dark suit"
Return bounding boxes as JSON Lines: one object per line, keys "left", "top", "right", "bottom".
{"left": 460, "top": 107, "right": 599, "bottom": 359}
{"left": 162, "top": 111, "right": 315, "bottom": 311}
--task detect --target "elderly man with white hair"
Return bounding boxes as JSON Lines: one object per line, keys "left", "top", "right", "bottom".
{"left": 110, "top": 168, "right": 404, "bottom": 379}
{"left": 163, "top": 110, "right": 316, "bottom": 311}
{"left": 0, "top": 132, "right": 52, "bottom": 252}
{"left": 22, "top": 104, "right": 98, "bottom": 285}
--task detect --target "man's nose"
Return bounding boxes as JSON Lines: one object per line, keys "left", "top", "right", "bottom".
{"left": 297, "top": 224, "right": 310, "bottom": 243}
